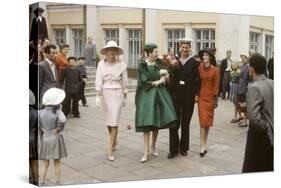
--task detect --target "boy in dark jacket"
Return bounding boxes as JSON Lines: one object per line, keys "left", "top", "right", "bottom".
{"left": 76, "top": 57, "right": 88, "bottom": 107}
{"left": 61, "top": 57, "right": 83, "bottom": 118}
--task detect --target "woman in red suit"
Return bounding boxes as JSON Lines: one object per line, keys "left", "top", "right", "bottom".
{"left": 197, "top": 48, "right": 220, "bottom": 157}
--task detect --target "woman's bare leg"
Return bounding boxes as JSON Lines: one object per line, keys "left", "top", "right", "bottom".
{"left": 54, "top": 159, "right": 61, "bottom": 184}
{"left": 151, "top": 129, "right": 159, "bottom": 156}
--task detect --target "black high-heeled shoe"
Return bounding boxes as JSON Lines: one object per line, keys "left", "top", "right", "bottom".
{"left": 200, "top": 150, "right": 207, "bottom": 157}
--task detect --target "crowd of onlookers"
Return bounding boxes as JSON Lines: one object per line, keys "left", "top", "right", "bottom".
{"left": 28, "top": 6, "right": 274, "bottom": 186}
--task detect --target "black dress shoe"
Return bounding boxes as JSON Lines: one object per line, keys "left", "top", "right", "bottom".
{"left": 180, "top": 150, "right": 188, "bottom": 156}
{"left": 167, "top": 152, "right": 178, "bottom": 159}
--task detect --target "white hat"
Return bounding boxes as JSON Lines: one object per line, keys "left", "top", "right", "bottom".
{"left": 100, "top": 40, "right": 123, "bottom": 55}
{"left": 42, "top": 88, "right": 65, "bottom": 105}
{"left": 29, "top": 89, "right": 35, "bottom": 105}
{"left": 177, "top": 38, "right": 193, "bottom": 43}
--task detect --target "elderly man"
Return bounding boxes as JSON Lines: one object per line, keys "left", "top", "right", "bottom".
{"left": 242, "top": 53, "right": 273, "bottom": 172}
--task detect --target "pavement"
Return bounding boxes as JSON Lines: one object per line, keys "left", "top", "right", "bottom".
{"left": 38, "top": 92, "right": 248, "bottom": 186}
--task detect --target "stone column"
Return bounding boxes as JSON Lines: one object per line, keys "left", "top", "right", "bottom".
{"left": 216, "top": 14, "right": 249, "bottom": 61}
{"left": 118, "top": 24, "right": 127, "bottom": 63}
{"left": 65, "top": 25, "right": 72, "bottom": 55}
{"left": 145, "top": 9, "right": 159, "bottom": 44}
{"left": 86, "top": 5, "right": 98, "bottom": 43}
{"left": 260, "top": 29, "right": 266, "bottom": 56}
{"left": 184, "top": 23, "right": 193, "bottom": 53}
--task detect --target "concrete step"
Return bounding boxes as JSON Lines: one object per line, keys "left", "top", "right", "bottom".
{"left": 87, "top": 76, "right": 96, "bottom": 81}
{"left": 85, "top": 66, "right": 96, "bottom": 71}
{"left": 85, "top": 81, "right": 95, "bottom": 87}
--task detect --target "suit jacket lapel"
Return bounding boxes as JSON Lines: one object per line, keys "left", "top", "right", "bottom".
{"left": 45, "top": 60, "right": 56, "bottom": 81}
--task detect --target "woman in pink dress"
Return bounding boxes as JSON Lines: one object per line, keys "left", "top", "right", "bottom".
{"left": 95, "top": 41, "right": 128, "bottom": 161}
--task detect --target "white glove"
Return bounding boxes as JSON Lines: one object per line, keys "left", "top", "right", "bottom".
{"left": 152, "top": 76, "right": 166, "bottom": 87}
{"left": 96, "top": 96, "right": 101, "bottom": 108}
{"left": 159, "top": 69, "right": 169, "bottom": 79}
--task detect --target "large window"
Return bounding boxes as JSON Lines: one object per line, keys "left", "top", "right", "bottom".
{"left": 265, "top": 35, "right": 274, "bottom": 60}
{"left": 194, "top": 29, "right": 215, "bottom": 55}
{"left": 167, "top": 29, "right": 185, "bottom": 55}
{"left": 53, "top": 29, "right": 66, "bottom": 46}
{"left": 249, "top": 32, "right": 260, "bottom": 53}
{"left": 72, "top": 29, "right": 84, "bottom": 57}
{"left": 128, "top": 29, "right": 142, "bottom": 69}
{"left": 104, "top": 29, "right": 119, "bottom": 45}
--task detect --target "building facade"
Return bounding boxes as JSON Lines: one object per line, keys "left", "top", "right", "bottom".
{"left": 30, "top": 3, "right": 274, "bottom": 77}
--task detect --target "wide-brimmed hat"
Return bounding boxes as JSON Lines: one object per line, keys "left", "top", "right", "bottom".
{"left": 42, "top": 88, "right": 65, "bottom": 106}
{"left": 199, "top": 48, "right": 215, "bottom": 59}
{"left": 29, "top": 90, "right": 35, "bottom": 105}
{"left": 100, "top": 41, "right": 123, "bottom": 55}
{"left": 33, "top": 7, "right": 44, "bottom": 14}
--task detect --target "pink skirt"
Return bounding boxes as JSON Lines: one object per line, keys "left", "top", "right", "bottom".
{"left": 102, "top": 89, "right": 124, "bottom": 127}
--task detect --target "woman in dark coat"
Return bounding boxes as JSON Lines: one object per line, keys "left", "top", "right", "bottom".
{"left": 30, "top": 7, "right": 48, "bottom": 43}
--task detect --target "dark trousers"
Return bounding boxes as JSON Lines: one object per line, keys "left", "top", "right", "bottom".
{"left": 242, "top": 126, "right": 273, "bottom": 172}
{"left": 79, "top": 81, "right": 87, "bottom": 105}
{"left": 169, "top": 87, "right": 195, "bottom": 154}
{"left": 62, "top": 92, "right": 80, "bottom": 116}
{"left": 222, "top": 71, "right": 231, "bottom": 99}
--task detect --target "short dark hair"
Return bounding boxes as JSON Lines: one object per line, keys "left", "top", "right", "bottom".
{"left": 226, "top": 50, "right": 231, "bottom": 54}
{"left": 59, "top": 44, "right": 69, "bottom": 51}
{"left": 78, "top": 57, "right": 85, "bottom": 60}
{"left": 249, "top": 53, "right": 267, "bottom": 75}
{"left": 144, "top": 43, "right": 158, "bottom": 56}
{"left": 67, "top": 57, "right": 77, "bottom": 62}
{"left": 44, "top": 44, "right": 57, "bottom": 54}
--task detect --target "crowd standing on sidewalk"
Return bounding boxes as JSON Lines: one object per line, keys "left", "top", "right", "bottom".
{"left": 29, "top": 7, "right": 274, "bottom": 185}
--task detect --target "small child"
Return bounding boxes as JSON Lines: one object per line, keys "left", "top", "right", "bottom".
{"left": 229, "top": 64, "right": 242, "bottom": 123}
{"left": 76, "top": 57, "right": 88, "bottom": 107}
{"left": 61, "top": 57, "right": 83, "bottom": 118}
{"left": 39, "top": 88, "right": 67, "bottom": 185}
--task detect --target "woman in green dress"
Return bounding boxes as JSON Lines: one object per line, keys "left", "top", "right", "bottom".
{"left": 135, "top": 43, "right": 177, "bottom": 163}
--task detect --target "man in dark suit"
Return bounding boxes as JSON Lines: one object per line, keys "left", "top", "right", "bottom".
{"left": 61, "top": 57, "right": 83, "bottom": 118}
{"left": 30, "top": 7, "right": 49, "bottom": 43}
{"left": 220, "top": 50, "right": 232, "bottom": 99}
{"left": 38, "top": 44, "right": 60, "bottom": 105}
{"left": 167, "top": 39, "right": 200, "bottom": 159}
